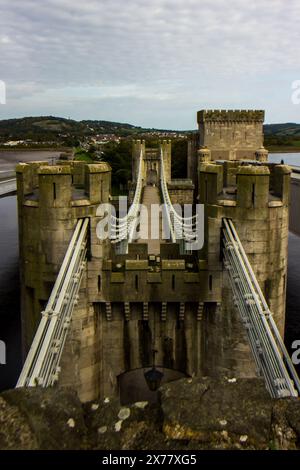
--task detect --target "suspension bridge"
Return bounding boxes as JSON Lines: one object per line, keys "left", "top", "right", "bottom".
{"left": 16, "top": 144, "right": 300, "bottom": 400}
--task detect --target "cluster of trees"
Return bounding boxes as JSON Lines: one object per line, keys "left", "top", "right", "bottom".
{"left": 101, "top": 140, "right": 132, "bottom": 193}
{"left": 73, "top": 147, "right": 94, "bottom": 162}
{"left": 171, "top": 139, "right": 187, "bottom": 178}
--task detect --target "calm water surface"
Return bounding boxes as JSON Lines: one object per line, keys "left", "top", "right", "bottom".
{"left": 0, "top": 196, "right": 21, "bottom": 390}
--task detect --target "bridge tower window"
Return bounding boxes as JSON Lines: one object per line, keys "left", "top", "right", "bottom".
{"left": 252, "top": 183, "right": 255, "bottom": 206}
{"left": 209, "top": 274, "right": 213, "bottom": 291}
{"left": 53, "top": 182, "right": 56, "bottom": 200}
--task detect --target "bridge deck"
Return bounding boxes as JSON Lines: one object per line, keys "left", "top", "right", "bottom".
{"left": 137, "top": 184, "right": 163, "bottom": 255}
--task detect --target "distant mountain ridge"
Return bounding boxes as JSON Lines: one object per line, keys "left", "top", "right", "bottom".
{"left": 264, "top": 123, "right": 300, "bottom": 136}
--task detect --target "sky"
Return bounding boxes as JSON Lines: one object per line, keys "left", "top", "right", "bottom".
{"left": 0, "top": 0, "right": 300, "bottom": 129}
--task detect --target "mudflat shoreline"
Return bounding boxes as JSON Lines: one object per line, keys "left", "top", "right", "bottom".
{"left": 0, "top": 150, "right": 64, "bottom": 172}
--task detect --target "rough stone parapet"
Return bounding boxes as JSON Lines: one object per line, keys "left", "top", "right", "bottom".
{"left": 37, "top": 165, "right": 71, "bottom": 174}
{"left": 85, "top": 162, "right": 111, "bottom": 173}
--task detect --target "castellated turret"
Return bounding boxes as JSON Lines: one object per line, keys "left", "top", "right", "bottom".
{"left": 188, "top": 109, "right": 267, "bottom": 185}
{"left": 16, "top": 160, "right": 111, "bottom": 401}
{"left": 198, "top": 158, "right": 290, "bottom": 378}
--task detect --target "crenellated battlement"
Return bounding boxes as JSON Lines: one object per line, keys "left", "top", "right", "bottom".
{"left": 197, "top": 109, "right": 265, "bottom": 123}
{"left": 199, "top": 160, "right": 291, "bottom": 208}
{"left": 16, "top": 160, "right": 111, "bottom": 207}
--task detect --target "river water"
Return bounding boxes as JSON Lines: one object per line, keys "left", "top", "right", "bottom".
{"left": 0, "top": 152, "right": 299, "bottom": 391}
{"left": 0, "top": 150, "right": 61, "bottom": 391}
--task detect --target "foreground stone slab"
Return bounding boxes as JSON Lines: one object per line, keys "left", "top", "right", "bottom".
{"left": 1, "top": 378, "right": 300, "bottom": 450}
{"left": 159, "top": 377, "right": 300, "bottom": 449}
{"left": 1, "top": 387, "right": 88, "bottom": 450}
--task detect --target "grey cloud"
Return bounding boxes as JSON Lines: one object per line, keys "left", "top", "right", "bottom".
{"left": 0, "top": 0, "right": 299, "bottom": 127}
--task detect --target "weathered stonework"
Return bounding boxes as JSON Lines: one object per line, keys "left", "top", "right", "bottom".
{"left": 167, "top": 179, "right": 194, "bottom": 205}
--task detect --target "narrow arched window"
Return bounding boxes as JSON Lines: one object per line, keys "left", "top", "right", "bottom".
{"left": 209, "top": 274, "right": 213, "bottom": 291}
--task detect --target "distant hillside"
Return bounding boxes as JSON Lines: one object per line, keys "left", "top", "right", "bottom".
{"left": 0, "top": 116, "right": 300, "bottom": 151}
{"left": 0, "top": 116, "right": 152, "bottom": 146}
{"left": 0, "top": 115, "right": 181, "bottom": 144}
{"left": 264, "top": 123, "right": 300, "bottom": 151}
{"left": 264, "top": 123, "right": 300, "bottom": 136}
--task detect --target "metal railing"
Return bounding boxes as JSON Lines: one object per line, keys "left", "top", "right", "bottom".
{"left": 160, "top": 148, "right": 199, "bottom": 249}
{"left": 17, "top": 218, "right": 89, "bottom": 388}
{"left": 110, "top": 148, "right": 144, "bottom": 249}
{"left": 109, "top": 146, "right": 199, "bottom": 251}
{"left": 222, "top": 217, "right": 300, "bottom": 398}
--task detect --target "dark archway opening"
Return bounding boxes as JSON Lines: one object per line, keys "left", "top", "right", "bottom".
{"left": 118, "top": 367, "right": 188, "bottom": 405}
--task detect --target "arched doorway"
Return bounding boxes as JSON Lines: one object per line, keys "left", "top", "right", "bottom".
{"left": 118, "top": 367, "right": 187, "bottom": 405}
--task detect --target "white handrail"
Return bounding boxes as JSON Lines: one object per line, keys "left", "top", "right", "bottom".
{"left": 16, "top": 218, "right": 89, "bottom": 388}
{"left": 160, "top": 148, "right": 199, "bottom": 247}
{"left": 223, "top": 217, "right": 300, "bottom": 398}
{"left": 111, "top": 148, "right": 144, "bottom": 246}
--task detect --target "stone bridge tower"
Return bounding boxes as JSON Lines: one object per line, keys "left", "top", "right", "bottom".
{"left": 188, "top": 109, "right": 268, "bottom": 185}
{"left": 132, "top": 139, "right": 171, "bottom": 186}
